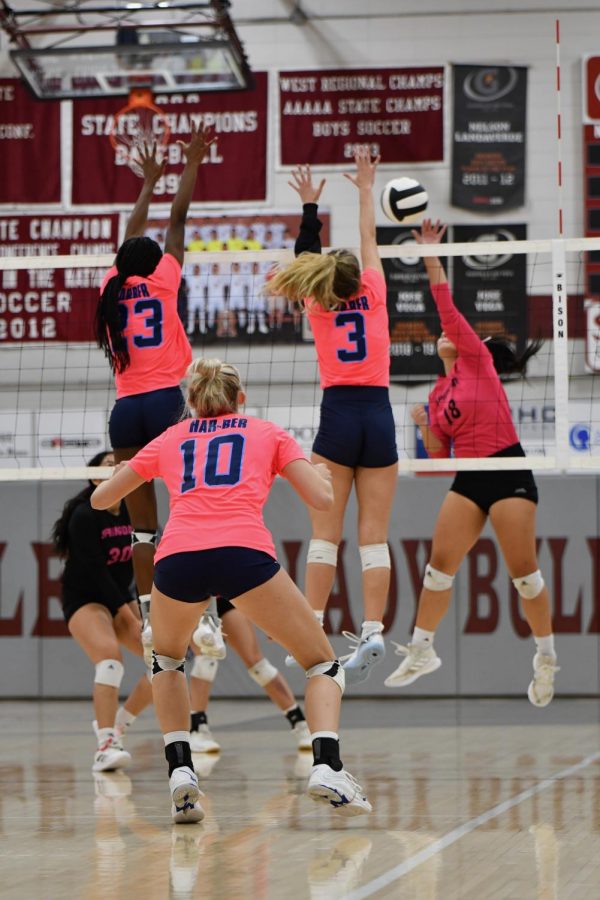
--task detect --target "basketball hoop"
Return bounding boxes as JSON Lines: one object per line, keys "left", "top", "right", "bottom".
{"left": 109, "top": 87, "right": 171, "bottom": 176}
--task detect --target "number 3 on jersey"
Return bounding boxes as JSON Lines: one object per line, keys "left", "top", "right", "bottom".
{"left": 335, "top": 311, "right": 367, "bottom": 362}
{"left": 180, "top": 434, "right": 245, "bottom": 493}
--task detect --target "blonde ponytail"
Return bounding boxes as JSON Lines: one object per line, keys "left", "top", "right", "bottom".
{"left": 186, "top": 358, "right": 243, "bottom": 418}
{"left": 264, "top": 250, "right": 360, "bottom": 311}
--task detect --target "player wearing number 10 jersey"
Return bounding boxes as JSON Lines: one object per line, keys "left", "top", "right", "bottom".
{"left": 95, "top": 126, "right": 214, "bottom": 656}
{"left": 265, "top": 149, "right": 398, "bottom": 685}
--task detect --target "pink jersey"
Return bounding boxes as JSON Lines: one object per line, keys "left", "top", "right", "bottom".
{"left": 128, "top": 415, "right": 306, "bottom": 562}
{"left": 306, "top": 268, "right": 390, "bottom": 389}
{"left": 101, "top": 253, "right": 192, "bottom": 399}
{"left": 427, "top": 283, "right": 519, "bottom": 458}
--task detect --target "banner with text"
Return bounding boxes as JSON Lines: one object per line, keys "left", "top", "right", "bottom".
{"left": 451, "top": 65, "right": 527, "bottom": 211}
{"left": 71, "top": 72, "right": 268, "bottom": 205}
{"left": 452, "top": 224, "right": 527, "bottom": 351}
{"left": 377, "top": 225, "right": 446, "bottom": 378}
{"left": 0, "top": 213, "right": 119, "bottom": 342}
{"left": 0, "top": 79, "right": 61, "bottom": 205}
{"left": 278, "top": 67, "right": 444, "bottom": 167}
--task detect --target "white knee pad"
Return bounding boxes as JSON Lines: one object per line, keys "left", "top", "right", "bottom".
{"left": 423, "top": 564, "right": 454, "bottom": 592}
{"left": 94, "top": 659, "right": 124, "bottom": 688}
{"left": 131, "top": 530, "right": 158, "bottom": 547}
{"left": 307, "top": 539, "right": 338, "bottom": 567}
{"left": 306, "top": 660, "right": 345, "bottom": 695}
{"left": 151, "top": 652, "right": 186, "bottom": 678}
{"left": 513, "top": 569, "right": 545, "bottom": 600}
{"left": 359, "top": 543, "right": 390, "bottom": 571}
{"left": 191, "top": 655, "right": 219, "bottom": 682}
{"left": 247, "top": 658, "right": 279, "bottom": 687}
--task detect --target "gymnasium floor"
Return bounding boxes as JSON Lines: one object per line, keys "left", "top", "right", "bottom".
{"left": 1, "top": 698, "right": 599, "bottom": 900}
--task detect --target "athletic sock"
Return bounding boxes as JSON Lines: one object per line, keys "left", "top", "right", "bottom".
{"left": 535, "top": 634, "right": 556, "bottom": 659}
{"left": 361, "top": 620, "right": 384, "bottom": 638}
{"left": 164, "top": 732, "right": 194, "bottom": 777}
{"left": 412, "top": 626, "right": 435, "bottom": 647}
{"left": 314, "top": 610, "right": 325, "bottom": 626}
{"left": 190, "top": 711, "right": 208, "bottom": 732}
{"left": 312, "top": 731, "right": 343, "bottom": 772}
{"left": 284, "top": 704, "right": 305, "bottom": 729}
{"left": 115, "top": 706, "right": 136, "bottom": 731}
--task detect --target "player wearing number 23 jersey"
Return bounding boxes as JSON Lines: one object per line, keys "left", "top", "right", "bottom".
{"left": 101, "top": 254, "right": 191, "bottom": 402}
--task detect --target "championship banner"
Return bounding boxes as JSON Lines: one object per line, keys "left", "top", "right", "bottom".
{"left": 452, "top": 224, "right": 527, "bottom": 351}
{"left": 451, "top": 65, "right": 527, "bottom": 211}
{"left": 145, "top": 208, "right": 330, "bottom": 345}
{"left": 0, "top": 79, "right": 61, "bottom": 205}
{"left": 0, "top": 213, "right": 119, "bottom": 343}
{"left": 278, "top": 67, "right": 444, "bottom": 167}
{"left": 71, "top": 72, "right": 268, "bottom": 205}
{"left": 377, "top": 225, "right": 445, "bottom": 377}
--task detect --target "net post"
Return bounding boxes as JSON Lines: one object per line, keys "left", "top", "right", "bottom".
{"left": 551, "top": 239, "right": 569, "bottom": 470}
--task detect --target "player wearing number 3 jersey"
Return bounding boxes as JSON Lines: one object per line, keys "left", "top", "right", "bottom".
{"left": 384, "top": 219, "right": 558, "bottom": 708}
{"left": 95, "top": 126, "right": 214, "bottom": 655}
{"left": 265, "top": 149, "right": 398, "bottom": 685}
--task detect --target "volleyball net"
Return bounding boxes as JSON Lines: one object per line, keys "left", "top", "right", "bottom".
{"left": 0, "top": 236, "right": 599, "bottom": 481}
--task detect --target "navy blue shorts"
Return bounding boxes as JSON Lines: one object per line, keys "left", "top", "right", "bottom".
{"left": 312, "top": 386, "right": 398, "bottom": 468}
{"left": 153, "top": 547, "right": 280, "bottom": 603}
{"left": 450, "top": 443, "right": 539, "bottom": 514}
{"left": 109, "top": 386, "right": 185, "bottom": 449}
{"left": 216, "top": 596, "right": 235, "bottom": 617}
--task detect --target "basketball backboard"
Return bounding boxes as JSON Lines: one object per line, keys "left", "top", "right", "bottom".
{"left": 0, "top": 1, "right": 253, "bottom": 99}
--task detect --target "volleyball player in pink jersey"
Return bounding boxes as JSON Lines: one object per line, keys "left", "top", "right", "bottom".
{"left": 91, "top": 358, "right": 372, "bottom": 823}
{"left": 96, "top": 126, "right": 213, "bottom": 658}
{"left": 266, "top": 150, "right": 398, "bottom": 684}
{"left": 385, "top": 220, "right": 558, "bottom": 706}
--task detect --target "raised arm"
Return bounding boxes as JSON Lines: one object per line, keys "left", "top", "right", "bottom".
{"left": 289, "top": 165, "right": 326, "bottom": 256}
{"left": 123, "top": 143, "right": 166, "bottom": 241}
{"left": 165, "top": 124, "right": 215, "bottom": 265}
{"left": 413, "top": 219, "right": 485, "bottom": 359}
{"left": 411, "top": 218, "right": 448, "bottom": 288}
{"left": 281, "top": 459, "right": 333, "bottom": 511}
{"left": 344, "top": 146, "right": 383, "bottom": 276}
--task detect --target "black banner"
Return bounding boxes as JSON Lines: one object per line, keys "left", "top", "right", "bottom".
{"left": 452, "top": 224, "right": 527, "bottom": 352}
{"left": 378, "top": 225, "right": 445, "bottom": 377}
{"left": 452, "top": 65, "right": 527, "bottom": 211}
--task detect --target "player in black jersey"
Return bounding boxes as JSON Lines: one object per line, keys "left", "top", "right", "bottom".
{"left": 52, "top": 451, "right": 152, "bottom": 772}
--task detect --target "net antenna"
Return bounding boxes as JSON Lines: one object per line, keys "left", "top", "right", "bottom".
{"left": 108, "top": 85, "right": 171, "bottom": 177}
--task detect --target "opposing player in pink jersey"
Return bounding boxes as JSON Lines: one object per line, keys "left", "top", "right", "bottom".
{"left": 385, "top": 219, "right": 558, "bottom": 706}
{"left": 91, "top": 358, "right": 372, "bottom": 823}
{"left": 265, "top": 150, "right": 398, "bottom": 684}
{"left": 95, "top": 126, "right": 213, "bottom": 658}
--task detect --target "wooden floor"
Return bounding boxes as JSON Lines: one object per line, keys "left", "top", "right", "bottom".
{"left": 1, "top": 697, "right": 600, "bottom": 899}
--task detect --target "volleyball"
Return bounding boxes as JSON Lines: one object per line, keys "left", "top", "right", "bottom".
{"left": 381, "top": 177, "right": 428, "bottom": 223}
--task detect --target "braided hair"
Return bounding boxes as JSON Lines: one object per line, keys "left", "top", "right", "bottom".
{"left": 95, "top": 237, "right": 162, "bottom": 373}
{"left": 51, "top": 451, "right": 112, "bottom": 558}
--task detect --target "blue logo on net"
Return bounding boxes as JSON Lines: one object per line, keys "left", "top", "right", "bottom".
{"left": 569, "top": 424, "right": 591, "bottom": 452}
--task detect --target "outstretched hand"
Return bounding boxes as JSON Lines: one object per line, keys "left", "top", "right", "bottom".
{"left": 288, "top": 164, "right": 326, "bottom": 204}
{"left": 134, "top": 142, "right": 166, "bottom": 186}
{"left": 411, "top": 218, "right": 447, "bottom": 245}
{"left": 344, "top": 145, "right": 380, "bottom": 190}
{"left": 177, "top": 122, "right": 216, "bottom": 167}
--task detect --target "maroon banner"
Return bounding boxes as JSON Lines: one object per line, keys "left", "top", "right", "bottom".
{"left": 0, "top": 213, "right": 119, "bottom": 342}
{"left": 0, "top": 79, "right": 61, "bottom": 205}
{"left": 278, "top": 67, "right": 444, "bottom": 167}
{"left": 71, "top": 73, "right": 268, "bottom": 205}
